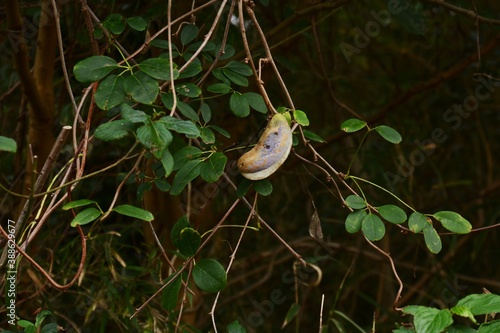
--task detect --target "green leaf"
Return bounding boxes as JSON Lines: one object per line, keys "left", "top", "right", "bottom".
{"left": 160, "top": 116, "right": 200, "bottom": 137}
{"left": 173, "top": 146, "right": 202, "bottom": 171}
{"left": 254, "top": 179, "right": 273, "bottom": 196}
{"left": 126, "top": 16, "right": 147, "bottom": 31}
{"left": 113, "top": 204, "right": 154, "bottom": 221}
{"left": 0, "top": 136, "right": 17, "bottom": 153}
{"left": 192, "top": 259, "right": 227, "bottom": 293}
{"left": 180, "top": 24, "right": 198, "bottom": 45}
{"left": 450, "top": 306, "right": 477, "bottom": 324}
{"left": 303, "top": 130, "right": 326, "bottom": 143}
{"left": 154, "top": 178, "right": 171, "bottom": 192}
{"left": 188, "top": 41, "right": 216, "bottom": 52}
{"left": 34, "top": 310, "right": 52, "bottom": 327}
{"left": 160, "top": 149, "right": 174, "bottom": 178}
{"left": 433, "top": 211, "right": 472, "bottom": 234}
{"left": 377, "top": 205, "right": 407, "bottom": 224}
{"left": 139, "top": 58, "right": 179, "bottom": 80}
{"left": 95, "top": 74, "right": 126, "bottom": 110}
{"left": 374, "top": 125, "right": 402, "bottom": 144}
{"left": 124, "top": 71, "right": 159, "bottom": 105}
{"left": 73, "top": 56, "right": 119, "bottom": 82}
{"left": 40, "top": 323, "right": 60, "bottom": 333}
{"left": 120, "top": 104, "right": 148, "bottom": 123}
{"left": 345, "top": 195, "right": 366, "bottom": 209}
{"left": 210, "top": 125, "right": 230, "bottom": 138}
{"left": 245, "top": 92, "right": 268, "bottom": 114}
{"left": 17, "top": 320, "right": 34, "bottom": 328}
{"left": 201, "top": 103, "right": 211, "bottom": 123}
{"left": 345, "top": 209, "right": 366, "bottom": 233}
{"left": 62, "top": 199, "right": 97, "bottom": 210}
{"left": 223, "top": 69, "right": 249, "bottom": 87}
{"left": 207, "top": 83, "right": 231, "bottom": 94}
{"left": 478, "top": 320, "right": 500, "bottom": 333}
{"left": 178, "top": 59, "right": 202, "bottom": 79}
{"left": 236, "top": 178, "right": 253, "bottom": 198}
{"left": 200, "top": 152, "right": 227, "bottom": 183}
{"left": 177, "top": 102, "right": 200, "bottom": 122}
{"left": 170, "top": 159, "right": 203, "bottom": 195}
{"left": 282, "top": 303, "right": 300, "bottom": 329}
{"left": 408, "top": 212, "right": 428, "bottom": 233}
{"left": 456, "top": 294, "right": 500, "bottom": 315}
{"left": 227, "top": 320, "right": 247, "bottom": 333}
{"left": 225, "top": 61, "right": 253, "bottom": 76}
{"left": 136, "top": 122, "right": 172, "bottom": 150}
{"left": 215, "top": 43, "right": 235, "bottom": 60}
{"left": 176, "top": 83, "right": 201, "bottom": 98}
{"left": 103, "top": 13, "right": 125, "bottom": 34}
{"left": 161, "top": 274, "right": 182, "bottom": 311}
{"left": 361, "top": 213, "right": 385, "bottom": 241}
{"left": 171, "top": 215, "right": 190, "bottom": 247}
{"left": 200, "top": 127, "right": 216, "bottom": 144}
{"left": 423, "top": 224, "right": 442, "bottom": 254}
{"left": 293, "top": 110, "right": 309, "bottom": 126}
{"left": 230, "top": 92, "right": 250, "bottom": 117}
{"left": 70, "top": 208, "right": 101, "bottom": 227}
{"left": 94, "top": 119, "right": 133, "bottom": 141}
{"left": 177, "top": 227, "right": 201, "bottom": 257}
{"left": 340, "top": 118, "right": 367, "bottom": 133}
{"left": 413, "top": 307, "right": 453, "bottom": 333}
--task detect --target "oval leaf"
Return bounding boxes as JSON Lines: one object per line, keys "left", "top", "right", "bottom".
{"left": 94, "top": 120, "right": 133, "bottom": 141}
{"left": 0, "top": 136, "right": 17, "bottom": 153}
{"left": 345, "top": 209, "right": 367, "bottom": 233}
{"left": 244, "top": 92, "right": 267, "bottom": 114}
{"left": 303, "top": 130, "right": 326, "bottom": 143}
{"left": 254, "top": 179, "right": 273, "bottom": 196}
{"left": 423, "top": 224, "right": 442, "bottom": 254}
{"left": 95, "top": 74, "right": 126, "bottom": 110}
{"left": 124, "top": 72, "right": 159, "bottom": 105}
{"left": 293, "top": 110, "right": 309, "bottom": 126}
{"left": 70, "top": 208, "right": 101, "bottom": 227}
{"left": 177, "top": 227, "right": 201, "bottom": 257}
{"left": 171, "top": 215, "right": 190, "bottom": 247}
{"left": 170, "top": 159, "right": 202, "bottom": 195}
{"left": 414, "top": 307, "right": 453, "bottom": 333}
{"left": 456, "top": 294, "right": 500, "bottom": 316}
{"left": 126, "top": 16, "right": 148, "bottom": 31}
{"left": 377, "top": 205, "right": 407, "bottom": 224}
{"left": 200, "top": 152, "right": 227, "bottom": 183}
{"left": 180, "top": 24, "right": 198, "bottom": 45}
{"left": 362, "top": 213, "right": 385, "bottom": 241}
{"left": 192, "top": 259, "right": 227, "bottom": 293}
{"left": 63, "top": 199, "right": 96, "bottom": 210}
{"left": 230, "top": 92, "right": 250, "bottom": 117}
{"left": 113, "top": 204, "right": 154, "bottom": 221}
{"left": 73, "top": 56, "right": 119, "bottom": 83}
{"left": 340, "top": 118, "right": 367, "bottom": 133}
{"left": 433, "top": 211, "right": 472, "bottom": 234}
{"left": 139, "top": 58, "right": 179, "bottom": 80}
{"left": 374, "top": 125, "right": 402, "bottom": 144}
{"left": 408, "top": 212, "right": 428, "bottom": 233}
{"left": 208, "top": 83, "right": 231, "bottom": 94}
{"left": 345, "top": 195, "right": 366, "bottom": 209}
{"left": 161, "top": 275, "right": 182, "bottom": 311}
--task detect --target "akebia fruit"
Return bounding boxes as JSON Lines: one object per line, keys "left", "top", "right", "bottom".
{"left": 238, "top": 113, "right": 292, "bottom": 180}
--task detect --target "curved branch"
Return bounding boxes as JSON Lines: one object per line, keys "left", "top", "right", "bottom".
{"left": 0, "top": 224, "right": 86, "bottom": 290}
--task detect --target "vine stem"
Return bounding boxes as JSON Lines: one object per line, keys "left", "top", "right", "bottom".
{"left": 0, "top": 224, "right": 86, "bottom": 291}
{"left": 364, "top": 236, "right": 404, "bottom": 311}
{"left": 130, "top": 198, "right": 241, "bottom": 319}
{"left": 347, "top": 175, "right": 416, "bottom": 212}
{"left": 210, "top": 192, "right": 258, "bottom": 332}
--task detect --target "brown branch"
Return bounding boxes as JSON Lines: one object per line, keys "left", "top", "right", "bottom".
{"left": 0, "top": 224, "right": 87, "bottom": 290}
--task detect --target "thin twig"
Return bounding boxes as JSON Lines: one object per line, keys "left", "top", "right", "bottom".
{"left": 0, "top": 224, "right": 86, "bottom": 290}
{"left": 364, "top": 236, "right": 404, "bottom": 310}
{"left": 210, "top": 192, "right": 258, "bottom": 332}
